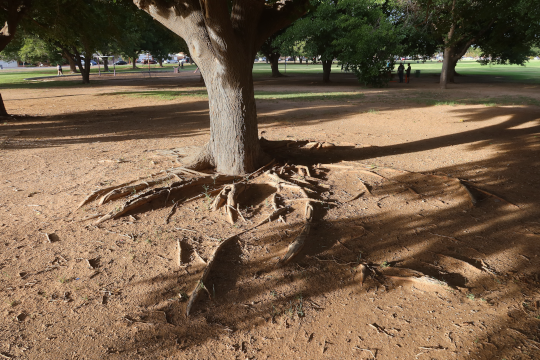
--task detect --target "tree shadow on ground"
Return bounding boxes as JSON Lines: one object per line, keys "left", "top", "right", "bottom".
{"left": 2, "top": 88, "right": 538, "bottom": 160}
{"left": 100, "top": 128, "right": 539, "bottom": 359}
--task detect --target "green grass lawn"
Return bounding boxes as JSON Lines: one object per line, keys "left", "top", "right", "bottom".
{"left": 104, "top": 89, "right": 366, "bottom": 102}
{"left": 2, "top": 60, "right": 540, "bottom": 90}
{"left": 391, "top": 59, "right": 540, "bottom": 83}
{"left": 260, "top": 59, "right": 540, "bottom": 83}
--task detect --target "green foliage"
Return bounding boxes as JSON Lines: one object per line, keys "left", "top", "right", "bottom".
{"left": 335, "top": 0, "right": 403, "bottom": 87}
{"left": 275, "top": 0, "right": 342, "bottom": 62}
{"left": 1, "top": 35, "right": 64, "bottom": 65}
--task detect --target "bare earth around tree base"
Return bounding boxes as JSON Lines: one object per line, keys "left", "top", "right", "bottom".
{"left": 0, "top": 73, "right": 539, "bottom": 359}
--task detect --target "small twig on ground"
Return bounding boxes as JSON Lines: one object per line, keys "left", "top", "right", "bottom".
{"left": 418, "top": 346, "right": 446, "bottom": 351}
{"left": 353, "top": 347, "right": 376, "bottom": 359}
{"left": 164, "top": 201, "right": 179, "bottom": 224}
{"left": 284, "top": 198, "right": 329, "bottom": 204}
{"left": 368, "top": 323, "right": 394, "bottom": 337}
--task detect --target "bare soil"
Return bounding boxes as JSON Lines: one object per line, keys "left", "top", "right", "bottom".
{"left": 1, "top": 71, "right": 540, "bottom": 360}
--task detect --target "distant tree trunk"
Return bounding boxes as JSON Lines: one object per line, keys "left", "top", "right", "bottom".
{"left": 440, "top": 47, "right": 453, "bottom": 89}
{"left": 158, "top": 58, "right": 163, "bottom": 67}
{"left": 64, "top": 51, "right": 78, "bottom": 73}
{"left": 441, "top": 45, "right": 469, "bottom": 88}
{"left": 81, "top": 64, "right": 90, "bottom": 83}
{"left": 440, "top": 17, "right": 492, "bottom": 89}
{"left": 132, "top": 57, "right": 137, "bottom": 69}
{"left": 268, "top": 53, "right": 283, "bottom": 77}
{"left": 0, "top": 93, "right": 7, "bottom": 117}
{"left": 322, "top": 59, "right": 332, "bottom": 83}
{"left": 103, "top": 57, "right": 109, "bottom": 72}
{"left": 299, "top": 57, "right": 302, "bottom": 64}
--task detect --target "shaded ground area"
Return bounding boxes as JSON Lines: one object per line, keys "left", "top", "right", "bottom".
{"left": 0, "top": 71, "right": 539, "bottom": 360}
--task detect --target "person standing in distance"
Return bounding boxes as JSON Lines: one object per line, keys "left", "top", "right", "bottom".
{"left": 57, "top": 63, "right": 63, "bottom": 76}
{"left": 397, "top": 63, "right": 404, "bottom": 83}
{"left": 406, "top": 64, "right": 411, "bottom": 83}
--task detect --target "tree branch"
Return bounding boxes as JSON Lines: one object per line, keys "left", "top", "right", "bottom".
{"left": 254, "top": 0, "right": 311, "bottom": 54}
{"left": 0, "top": 0, "right": 32, "bottom": 51}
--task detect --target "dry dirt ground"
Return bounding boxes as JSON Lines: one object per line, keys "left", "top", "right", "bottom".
{"left": 1, "top": 71, "right": 540, "bottom": 360}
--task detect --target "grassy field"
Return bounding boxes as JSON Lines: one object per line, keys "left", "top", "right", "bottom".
{"left": 1, "top": 60, "right": 540, "bottom": 89}
{"left": 105, "top": 89, "right": 366, "bottom": 102}
{"left": 264, "top": 59, "right": 540, "bottom": 83}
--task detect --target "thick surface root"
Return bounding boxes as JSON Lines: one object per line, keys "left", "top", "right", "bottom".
{"left": 76, "top": 149, "right": 519, "bottom": 317}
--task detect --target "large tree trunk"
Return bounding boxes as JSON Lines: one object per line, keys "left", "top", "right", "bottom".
{"left": 103, "top": 57, "right": 109, "bottom": 72}
{"left": 299, "top": 58, "right": 302, "bottom": 64}
{"left": 322, "top": 60, "right": 332, "bottom": 83}
{"left": 135, "top": 0, "right": 310, "bottom": 175}
{"left": 158, "top": 58, "right": 163, "bottom": 67}
{"left": 132, "top": 57, "right": 137, "bottom": 69}
{"left": 268, "top": 53, "right": 282, "bottom": 77}
{"left": 0, "top": 93, "right": 7, "bottom": 117}
{"left": 201, "top": 61, "right": 262, "bottom": 174}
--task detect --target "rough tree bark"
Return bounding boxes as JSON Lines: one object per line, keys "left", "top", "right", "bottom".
{"left": 134, "top": 0, "right": 309, "bottom": 175}
{"left": 158, "top": 58, "right": 163, "bottom": 67}
{"left": 131, "top": 56, "right": 137, "bottom": 69}
{"left": 0, "top": 0, "right": 32, "bottom": 116}
{"left": 103, "top": 57, "right": 109, "bottom": 72}
{"left": 322, "top": 59, "right": 332, "bottom": 83}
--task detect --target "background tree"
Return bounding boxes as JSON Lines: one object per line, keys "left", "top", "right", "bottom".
{"left": 24, "top": 0, "right": 126, "bottom": 83}
{"left": 0, "top": 0, "right": 32, "bottom": 116}
{"left": 134, "top": 0, "right": 310, "bottom": 175}
{"left": 143, "top": 19, "right": 188, "bottom": 66}
{"left": 260, "top": 29, "right": 287, "bottom": 78}
{"left": 404, "top": 0, "right": 540, "bottom": 88}
{"left": 335, "top": 0, "right": 403, "bottom": 87}
{"left": 2, "top": 34, "right": 64, "bottom": 65}
{"left": 277, "top": 0, "right": 343, "bottom": 82}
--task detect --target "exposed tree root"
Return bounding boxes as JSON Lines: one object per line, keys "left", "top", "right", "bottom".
{"left": 75, "top": 146, "right": 519, "bottom": 317}
{"left": 94, "top": 175, "right": 236, "bottom": 224}
{"left": 226, "top": 183, "right": 246, "bottom": 224}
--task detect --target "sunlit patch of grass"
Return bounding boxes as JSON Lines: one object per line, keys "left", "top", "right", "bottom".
{"left": 404, "top": 92, "right": 540, "bottom": 107}
{"left": 101, "top": 89, "right": 365, "bottom": 102}
{"left": 105, "top": 90, "right": 208, "bottom": 100}
{"left": 254, "top": 90, "right": 364, "bottom": 101}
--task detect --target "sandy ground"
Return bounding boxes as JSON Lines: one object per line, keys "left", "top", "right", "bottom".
{"left": 1, "top": 71, "right": 540, "bottom": 360}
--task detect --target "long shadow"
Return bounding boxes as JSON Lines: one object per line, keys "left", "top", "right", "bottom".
{"left": 3, "top": 86, "right": 539, "bottom": 156}
{"left": 2, "top": 78, "right": 539, "bottom": 358}
{"left": 96, "top": 128, "right": 540, "bottom": 359}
